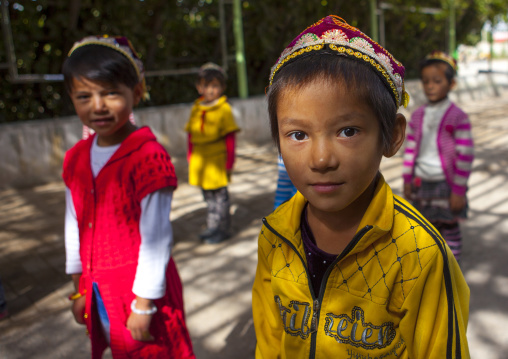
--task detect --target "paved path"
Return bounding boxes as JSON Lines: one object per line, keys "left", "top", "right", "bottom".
{"left": 1, "top": 89, "right": 508, "bottom": 358}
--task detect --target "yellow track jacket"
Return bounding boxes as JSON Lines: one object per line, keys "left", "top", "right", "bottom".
{"left": 252, "top": 176, "right": 470, "bottom": 359}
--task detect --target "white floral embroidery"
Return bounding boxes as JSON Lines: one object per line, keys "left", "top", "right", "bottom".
{"left": 295, "top": 33, "right": 320, "bottom": 47}
{"left": 349, "top": 37, "right": 375, "bottom": 55}
{"left": 393, "top": 73, "right": 403, "bottom": 94}
{"left": 377, "top": 53, "right": 394, "bottom": 74}
{"left": 321, "top": 29, "right": 348, "bottom": 43}
{"left": 280, "top": 47, "right": 292, "bottom": 59}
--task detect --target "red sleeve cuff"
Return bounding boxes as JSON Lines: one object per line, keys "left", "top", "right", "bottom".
{"left": 225, "top": 132, "right": 236, "bottom": 170}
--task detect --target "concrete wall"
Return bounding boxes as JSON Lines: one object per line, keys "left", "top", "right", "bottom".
{"left": 0, "top": 96, "right": 272, "bottom": 188}
{"left": 0, "top": 74, "right": 506, "bottom": 188}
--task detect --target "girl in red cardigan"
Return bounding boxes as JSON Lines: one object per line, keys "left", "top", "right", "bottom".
{"left": 62, "top": 35, "right": 194, "bottom": 359}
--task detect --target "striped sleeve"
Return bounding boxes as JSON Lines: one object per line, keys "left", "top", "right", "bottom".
{"left": 452, "top": 116, "right": 474, "bottom": 195}
{"left": 402, "top": 119, "right": 418, "bottom": 184}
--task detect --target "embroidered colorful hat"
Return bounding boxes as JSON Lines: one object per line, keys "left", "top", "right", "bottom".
{"left": 68, "top": 35, "right": 149, "bottom": 100}
{"left": 269, "top": 15, "right": 409, "bottom": 108}
{"left": 424, "top": 50, "right": 458, "bottom": 72}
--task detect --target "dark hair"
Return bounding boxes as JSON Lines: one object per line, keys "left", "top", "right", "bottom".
{"left": 197, "top": 69, "right": 227, "bottom": 88}
{"left": 267, "top": 54, "right": 397, "bottom": 152}
{"left": 419, "top": 59, "right": 455, "bottom": 84}
{"left": 62, "top": 45, "right": 139, "bottom": 93}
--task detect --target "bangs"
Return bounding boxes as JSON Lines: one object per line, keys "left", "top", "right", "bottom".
{"left": 62, "top": 45, "right": 139, "bottom": 93}
{"left": 268, "top": 54, "right": 396, "bottom": 152}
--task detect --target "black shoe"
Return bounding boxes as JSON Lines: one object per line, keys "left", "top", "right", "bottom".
{"left": 199, "top": 228, "right": 219, "bottom": 240}
{"left": 204, "top": 231, "right": 231, "bottom": 244}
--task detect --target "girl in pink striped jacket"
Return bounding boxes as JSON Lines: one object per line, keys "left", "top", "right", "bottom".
{"left": 402, "top": 51, "right": 474, "bottom": 261}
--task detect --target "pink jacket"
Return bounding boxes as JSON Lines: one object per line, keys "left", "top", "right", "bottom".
{"left": 402, "top": 102, "right": 474, "bottom": 196}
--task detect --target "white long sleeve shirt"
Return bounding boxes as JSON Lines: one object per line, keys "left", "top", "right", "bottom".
{"left": 414, "top": 98, "right": 450, "bottom": 181}
{"left": 64, "top": 136, "right": 174, "bottom": 299}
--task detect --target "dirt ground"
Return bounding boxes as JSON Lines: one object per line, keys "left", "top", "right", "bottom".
{"left": 1, "top": 89, "right": 508, "bottom": 358}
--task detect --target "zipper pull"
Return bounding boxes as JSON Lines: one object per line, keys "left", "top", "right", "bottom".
{"left": 310, "top": 299, "right": 320, "bottom": 332}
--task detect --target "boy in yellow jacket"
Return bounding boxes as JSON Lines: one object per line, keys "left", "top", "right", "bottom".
{"left": 252, "top": 15, "right": 470, "bottom": 358}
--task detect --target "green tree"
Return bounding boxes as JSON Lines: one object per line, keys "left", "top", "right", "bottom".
{"left": 0, "top": 0, "right": 506, "bottom": 123}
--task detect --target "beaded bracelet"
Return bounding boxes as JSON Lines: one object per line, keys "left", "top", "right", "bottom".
{"left": 68, "top": 289, "right": 87, "bottom": 301}
{"left": 131, "top": 299, "right": 157, "bottom": 315}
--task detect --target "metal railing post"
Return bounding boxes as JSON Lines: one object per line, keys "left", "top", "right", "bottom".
{"left": 232, "top": 0, "right": 248, "bottom": 98}
{"left": 1, "top": 0, "right": 18, "bottom": 79}
{"left": 449, "top": 0, "right": 456, "bottom": 56}
{"left": 369, "top": 0, "right": 379, "bottom": 42}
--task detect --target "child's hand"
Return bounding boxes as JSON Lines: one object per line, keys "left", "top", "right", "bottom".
{"left": 71, "top": 295, "right": 86, "bottom": 325}
{"left": 450, "top": 193, "right": 466, "bottom": 213}
{"left": 403, "top": 183, "right": 412, "bottom": 200}
{"left": 127, "top": 312, "right": 154, "bottom": 341}
{"left": 227, "top": 169, "right": 232, "bottom": 182}
{"left": 127, "top": 298, "right": 155, "bottom": 342}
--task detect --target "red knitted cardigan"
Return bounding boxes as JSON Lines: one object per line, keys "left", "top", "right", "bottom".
{"left": 62, "top": 127, "right": 194, "bottom": 359}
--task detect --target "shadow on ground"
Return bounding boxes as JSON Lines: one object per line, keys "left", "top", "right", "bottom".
{"left": 0, "top": 183, "right": 67, "bottom": 316}
{"left": 1, "top": 91, "right": 508, "bottom": 357}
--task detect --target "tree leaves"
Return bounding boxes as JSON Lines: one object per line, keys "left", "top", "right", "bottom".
{"left": 0, "top": 0, "right": 505, "bottom": 122}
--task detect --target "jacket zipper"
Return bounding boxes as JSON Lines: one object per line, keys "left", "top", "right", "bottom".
{"left": 262, "top": 218, "right": 373, "bottom": 359}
